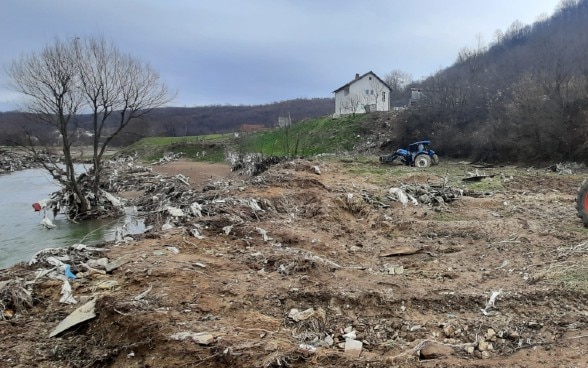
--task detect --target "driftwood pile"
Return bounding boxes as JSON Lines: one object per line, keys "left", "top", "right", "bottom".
{"left": 49, "top": 155, "right": 153, "bottom": 220}
{"left": 0, "top": 149, "right": 39, "bottom": 174}
{"left": 388, "top": 184, "right": 463, "bottom": 207}
{"left": 228, "top": 152, "right": 288, "bottom": 176}
{"left": 401, "top": 184, "right": 463, "bottom": 206}
{"left": 129, "top": 170, "right": 272, "bottom": 238}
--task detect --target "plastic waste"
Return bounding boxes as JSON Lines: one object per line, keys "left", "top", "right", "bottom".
{"left": 64, "top": 264, "right": 76, "bottom": 279}
{"left": 40, "top": 214, "right": 56, "bottom": 229}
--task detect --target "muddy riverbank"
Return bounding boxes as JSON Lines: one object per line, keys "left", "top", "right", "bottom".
{"left": 1, "top": 157, "right": 588, "bottom": 367}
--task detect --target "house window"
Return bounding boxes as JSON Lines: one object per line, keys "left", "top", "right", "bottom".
{"left": 382, "top": 92, "right": 386, "bottom": 102}
{"left": 370, "top": 90, "right": 374, "bottom": 95}
{"left": 369, "top": 76, "right": 372, "bottom": 80}
{"left": 365, "top": 89, "right": 369, "bottom": 95}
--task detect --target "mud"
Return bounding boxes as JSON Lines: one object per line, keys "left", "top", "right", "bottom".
{"left": 1, "top": 158, "right": 588, "bottom": 367}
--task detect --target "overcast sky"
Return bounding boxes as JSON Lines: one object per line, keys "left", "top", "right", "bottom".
{"left": 0, "top": 0, "right": 562, "bottom": 111}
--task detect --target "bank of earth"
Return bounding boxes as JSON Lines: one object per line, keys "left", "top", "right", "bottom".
{"left": 1, "top": 157, "right": 588, "bottom": 368}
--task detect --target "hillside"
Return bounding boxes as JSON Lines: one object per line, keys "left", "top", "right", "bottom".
{"left": 120, "top": 112, "right": 406, "bottom": 165}
{"left": 402, "top": 0, "right": 588, "bottom": 163}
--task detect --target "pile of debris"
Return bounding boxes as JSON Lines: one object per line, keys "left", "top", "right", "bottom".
{"left": 0, "top": 242, "right": 131, "bottom": 336}
{"left": 228, "top": 152, "right": 288, "bottom": 176}
{"left": 47, "top": 155, "right": 155, "bottom": 221}
{"left": 549, "top": 162, "right": 586, "bottom": 175}
{"left": 0, "top": 149, "right": 38, "bottom": 174}
{"left": 389, "top": 184, "right": 463, "bottom": 207}
{"left": 152, "top": 152, "right": 183, "bottom": 165}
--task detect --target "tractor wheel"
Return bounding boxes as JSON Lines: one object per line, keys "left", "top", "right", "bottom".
{"left": 576, "top": 179, "right": 588, "bottom": 226}
{"left": 432, "top": 154, "right": 440, "bottom": 165}
{"left": 414, "top": 154, "right": 431, "bottom": 168}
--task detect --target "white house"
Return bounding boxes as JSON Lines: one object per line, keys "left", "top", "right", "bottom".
{"left": 333, "top": 71, "right": 391, "bottom": 116}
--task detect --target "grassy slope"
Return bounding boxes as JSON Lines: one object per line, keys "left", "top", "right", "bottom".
{"left": 240, "top": 114, "right": 365, "bottom": 157}
{"left": 122, "top": 134, "right": 232, "bottom": 163}
{"left": 125, "top": 114, "right": 368, "bottom": 162}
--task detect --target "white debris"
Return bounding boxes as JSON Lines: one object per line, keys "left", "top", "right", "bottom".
{"left": 40, "top": 215, "right": 56, "bottom": 229}
{"left": 344, "top": 338, "right": 363, "bottom": 357}
{"left": 114, "top": 227, "right": 125, "bottom": 244}
{"left": 222, "top": 225, "right": 233, "bottom": 235}
{"left": 170, "top": 331, "right": 214, "bottom": 345}
{"left": 86, "top": 258, "right": 109, "bottom": 270}
{"left": 49, "top": 298, "right": 97, "bottom": 337}
{"left": 288, "top": 308, "right": 315, "bottom": 322}
{"left": 166, "top": 206, "right": 184, "bottom": 217}
{"left": 389, "top": 188, "right": 408, "bottom": 205}
{"left": 70, "top": 243, "right": 106, "bottom": 252}
{"left": 407, "top": 193, "right": 419, "bottom": 206}
{"left": 248, "top": 199, "right": 263, "bottom": 211}
{"left": 312, "top": 165, "right": 321, "bottom": 175}
{"left": 190, "top": 202, "right": 203, "bottom": 217}
{"left": 324, "top": 335, "right": 334, "bottom": 347}
{"left": 166, "top": 246, "right": 180, "bottom": 254}
{"left": 298, "top": 344, "right": 317, "bottom": 353}
{"left": 101, "top": 190, "right": 123, "bottom": 208}
{"left": 46, "top": 256, "right": 66, "bottom": 268}
{"left": 58, "top": 277, "right": 77, "bottom": 304}
{"left": 133, "top": 284, "right": 153, "bottom": 301}
{"left": 342, "top": 330, "right": 357, "bottom": 339}
{"left": 256, "top": 227, "right": 272, "bottom": 241}
{"left": 481, "top": 289, "right": 503, "bottom": 315}
{"left": 161, "top": 221, "right": 174, "bottom": 231}
{"left": 29, "top": 247, "right": 64, "bottom": 265}
{"left": 175, "top": 174, "right": 190, "bottom": 186}
{"left": 191, "top": 227, "right": 205, "bottom": 239}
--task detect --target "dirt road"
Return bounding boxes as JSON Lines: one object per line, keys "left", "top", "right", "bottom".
{"left": 1, "top": 158, "right": 588, "bottom": 367}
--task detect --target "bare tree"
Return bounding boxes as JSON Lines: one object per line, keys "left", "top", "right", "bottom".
{"left": 8, "top": 39, "right": 89, "bottom": 211}
{"left": 73, "top": 37, "right": 172, "bottom": 195}
{"left": 8, "top": 36, "right": 173, "bottom": 219}
{"left": 385, "top": 70, "right": 412, "bottom": 101}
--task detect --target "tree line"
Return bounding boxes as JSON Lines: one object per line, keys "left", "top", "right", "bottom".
{"left": 0, "top": 98, "right": 334, "bottom": 147}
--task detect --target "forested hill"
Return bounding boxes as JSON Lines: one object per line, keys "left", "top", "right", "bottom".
{"left": 403, "top": 0, "right": 588, "bottom": 162}
{"left": 0, "top": 98, "right": 334, "bottom": 146}
{"left": 142, "top": 98, "right": 333, "bottom": 137}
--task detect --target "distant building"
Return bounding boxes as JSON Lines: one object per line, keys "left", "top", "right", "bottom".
{"left": 409, "top": 87, "right": 423, "bottom": 106}
{"left": 333, "top": 71, "right": 391, "bottom": 116}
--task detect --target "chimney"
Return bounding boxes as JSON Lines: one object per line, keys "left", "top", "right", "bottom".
{"left": 355, "top": 73, "right": 360, "bottom": 80}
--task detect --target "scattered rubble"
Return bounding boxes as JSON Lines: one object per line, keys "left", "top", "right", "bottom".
{"left": 49, "top": 298, "right": 97, "bottom": 337}
{"left": 228, "top": 152, "right": 288, "bottom": 176}
{"left": 152, "top": 152, "right": 183, "bottom": 165}
{"left": 0, "top": 149, "right": 39, "bottom": 174}
{"left": 1, "top": 158, "right": 588, "bottom": 367}
{"left": 549, "top": 162, "right": 586, "bottom": 175}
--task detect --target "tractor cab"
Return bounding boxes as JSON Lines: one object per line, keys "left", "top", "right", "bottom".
{"left": 408, "top": 140, "right": 431, "bottom": 156}
{"left": 379, "top": 140, "right": 439, "bottom": 167}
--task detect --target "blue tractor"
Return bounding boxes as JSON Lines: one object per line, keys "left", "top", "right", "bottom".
{"left": 379, "top": 140, "right": 439, "bottom": 168}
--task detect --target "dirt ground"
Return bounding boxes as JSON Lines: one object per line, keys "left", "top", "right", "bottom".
{"left": 2, "top": 158, "right": 588, "bottom": 367}
{"left": 150, "top": 159, "right": 232, "bottom": 190}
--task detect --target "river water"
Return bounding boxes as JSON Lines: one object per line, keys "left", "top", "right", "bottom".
{"left": 0, "top": 168, "right": 143, "bottom": 269}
